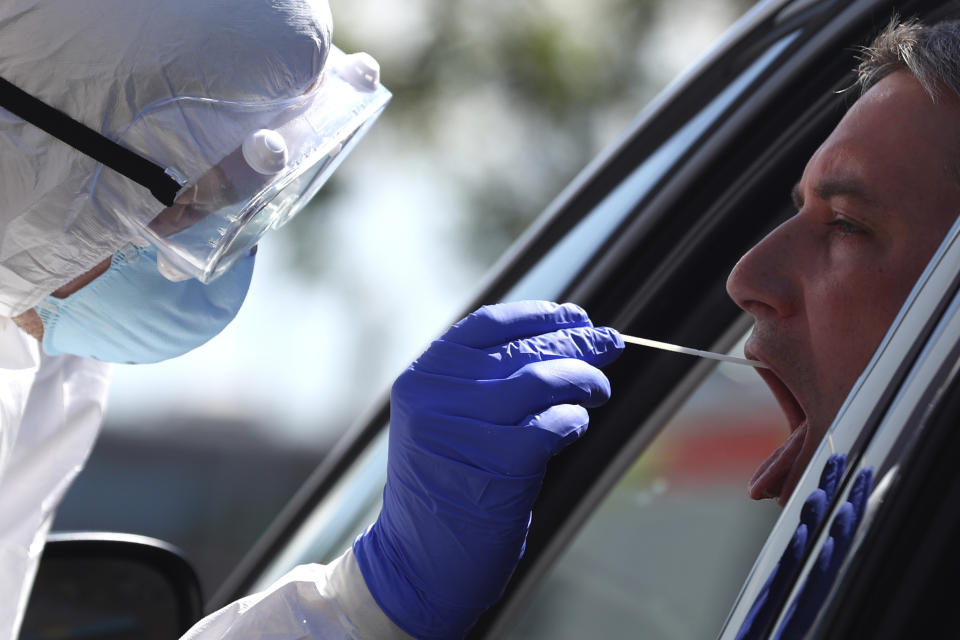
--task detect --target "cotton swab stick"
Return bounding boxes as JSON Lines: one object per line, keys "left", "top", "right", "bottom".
{"left": 620, "top": 334, "right": 768, "bottom": 369}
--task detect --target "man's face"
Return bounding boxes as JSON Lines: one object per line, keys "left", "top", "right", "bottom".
{"left": 726, "top": 71, "right": 960, "bottom": 506}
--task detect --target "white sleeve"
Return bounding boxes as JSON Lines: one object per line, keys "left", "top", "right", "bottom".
{"left": 181, "top": 547, "right": 414, "bottom": 640}
{"left": 0, "top": 318, "right": 111, "bottom": 640}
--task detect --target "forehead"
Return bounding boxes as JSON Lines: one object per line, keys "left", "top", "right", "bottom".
{"left": 803, "top": 71, "right": 960, "bottom": 221}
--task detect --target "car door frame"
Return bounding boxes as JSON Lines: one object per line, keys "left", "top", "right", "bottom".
{"left": 210, "top": 2, "right": 958, "bottom": 638}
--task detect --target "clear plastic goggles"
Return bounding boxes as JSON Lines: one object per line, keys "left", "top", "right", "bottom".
{"left": 90, "top": 46, "right": 391, "bottom": 282}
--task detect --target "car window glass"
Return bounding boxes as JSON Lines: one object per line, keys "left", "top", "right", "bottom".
{"left": 244, "top": 25, "right": 799, "bottom": 589}
{"left": 239, "top": 26, "right": 805, "bottom": 613}
{"left": 504, "top": 31, "right": 798, "bottom": 304}
{"left": 249, "top": 430, "right": 388, "bottom": 592}
{"left": 505, "top": 331, "right": 783, "bottom": 639}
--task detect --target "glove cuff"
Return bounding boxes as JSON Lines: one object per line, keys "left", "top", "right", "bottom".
{"left": 353, "top": 517, "right": 524, "bottom": 640}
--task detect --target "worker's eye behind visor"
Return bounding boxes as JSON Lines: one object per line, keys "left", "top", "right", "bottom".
{"left": 90, "top": 47, "right": 390, "bottom": 283}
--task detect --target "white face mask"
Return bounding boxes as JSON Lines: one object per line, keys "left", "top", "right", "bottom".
{"left": 35, "top": 244, "right": 255, "bottom": 364}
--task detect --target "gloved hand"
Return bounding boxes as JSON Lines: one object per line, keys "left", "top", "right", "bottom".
{"left": 774, "top": 458, "right": 872, "bottom": 639}
{"left": 353, "top": 301, "right": 624, "bottom": 639}
{"left": 737, "top": 453, "right": 873, "bottom": 640}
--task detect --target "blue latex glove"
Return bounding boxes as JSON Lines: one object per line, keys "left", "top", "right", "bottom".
{"left": 737, "top": 454, "right": 873, "bottom": 640}
{"left": 353, "top": 301, "right": 624, "bottom": 639}
{"left": 774, "top": 461, "right": 872, "bottom": 639}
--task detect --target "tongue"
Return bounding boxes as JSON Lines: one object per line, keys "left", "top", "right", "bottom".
{"left": 748, "top": 424, "right": 807, "bottom": 501}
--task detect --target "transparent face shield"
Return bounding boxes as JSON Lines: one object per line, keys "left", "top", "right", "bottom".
{"left": 0, "top": 46, "right": 390, "bottom": 285}
{"left": 88, "top": 47, "right": 391, "bottom": 282}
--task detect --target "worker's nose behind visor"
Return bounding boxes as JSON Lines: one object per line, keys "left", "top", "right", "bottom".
{"left": 91, "top": 47, "right": 391, "bottom": 282}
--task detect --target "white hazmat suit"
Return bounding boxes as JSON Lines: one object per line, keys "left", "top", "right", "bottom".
{"left": 0, "top": 0, "right": 412, "bottom": 637}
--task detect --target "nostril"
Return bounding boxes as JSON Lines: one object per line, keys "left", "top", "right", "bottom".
{"left": 739, "top": 298, "right": 781, "bottom": 319}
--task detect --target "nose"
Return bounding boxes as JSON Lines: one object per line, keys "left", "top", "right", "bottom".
{"left": 726, "top": 217, "right": 802, "bottom": 320}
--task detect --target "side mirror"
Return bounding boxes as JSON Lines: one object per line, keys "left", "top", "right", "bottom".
{"left": 20, "top": 532, "right": 203, "bottom": 640}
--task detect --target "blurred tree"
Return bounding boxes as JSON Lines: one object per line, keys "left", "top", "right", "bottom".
{"left": 82, "top": 0, "right": 759, "bottom": 598}
{"left": 284, "top": 0, "right": 755, "bottom": 276}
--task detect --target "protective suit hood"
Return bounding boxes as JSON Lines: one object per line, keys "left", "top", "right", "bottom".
{"left": 0, "top": 0, "right": 333, "bottom": 316}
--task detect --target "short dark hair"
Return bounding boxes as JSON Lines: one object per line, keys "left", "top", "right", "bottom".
{"left": 857, "top": 17, "right": 960, "bottom": 102}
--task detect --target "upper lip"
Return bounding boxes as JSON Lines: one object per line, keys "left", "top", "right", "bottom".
{"left": 744, "top": 345, "right": 807, "bottom": 432}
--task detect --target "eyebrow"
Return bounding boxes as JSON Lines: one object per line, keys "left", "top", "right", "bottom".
{"left": 791, "top": 177, "right": 884, "bottom": 212}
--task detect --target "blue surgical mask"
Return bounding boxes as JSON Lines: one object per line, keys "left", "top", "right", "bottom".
{"left": 35, "top": 244, "right": 255, "bottom": 364}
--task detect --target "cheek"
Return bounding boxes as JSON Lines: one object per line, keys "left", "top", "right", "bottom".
{"left": 806, "top": 267, "right": 901, "bottom": 396}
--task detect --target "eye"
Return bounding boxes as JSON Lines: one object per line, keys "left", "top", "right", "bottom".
{"left": 826, "top": 217, "right": 863, "bottom": 235}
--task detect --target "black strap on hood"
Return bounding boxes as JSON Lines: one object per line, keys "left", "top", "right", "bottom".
{"left": 0, "top": 76, "right": 181, "bottom": 207}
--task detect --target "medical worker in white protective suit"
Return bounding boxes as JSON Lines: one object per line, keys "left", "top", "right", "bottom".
{"left": 0, "top": 0, "right": 625, "bottom": 638}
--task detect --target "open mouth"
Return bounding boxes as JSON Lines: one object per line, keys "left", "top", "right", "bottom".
{"left": 755, "top": 365, "right": 806, "bottom": 432}
{"left": 746, "top": 351, "right": 809, "bottom": 503}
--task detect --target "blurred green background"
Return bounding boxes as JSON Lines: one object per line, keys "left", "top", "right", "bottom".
{"left": 54, "top": 0, "right": 758, "bottom": 599}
